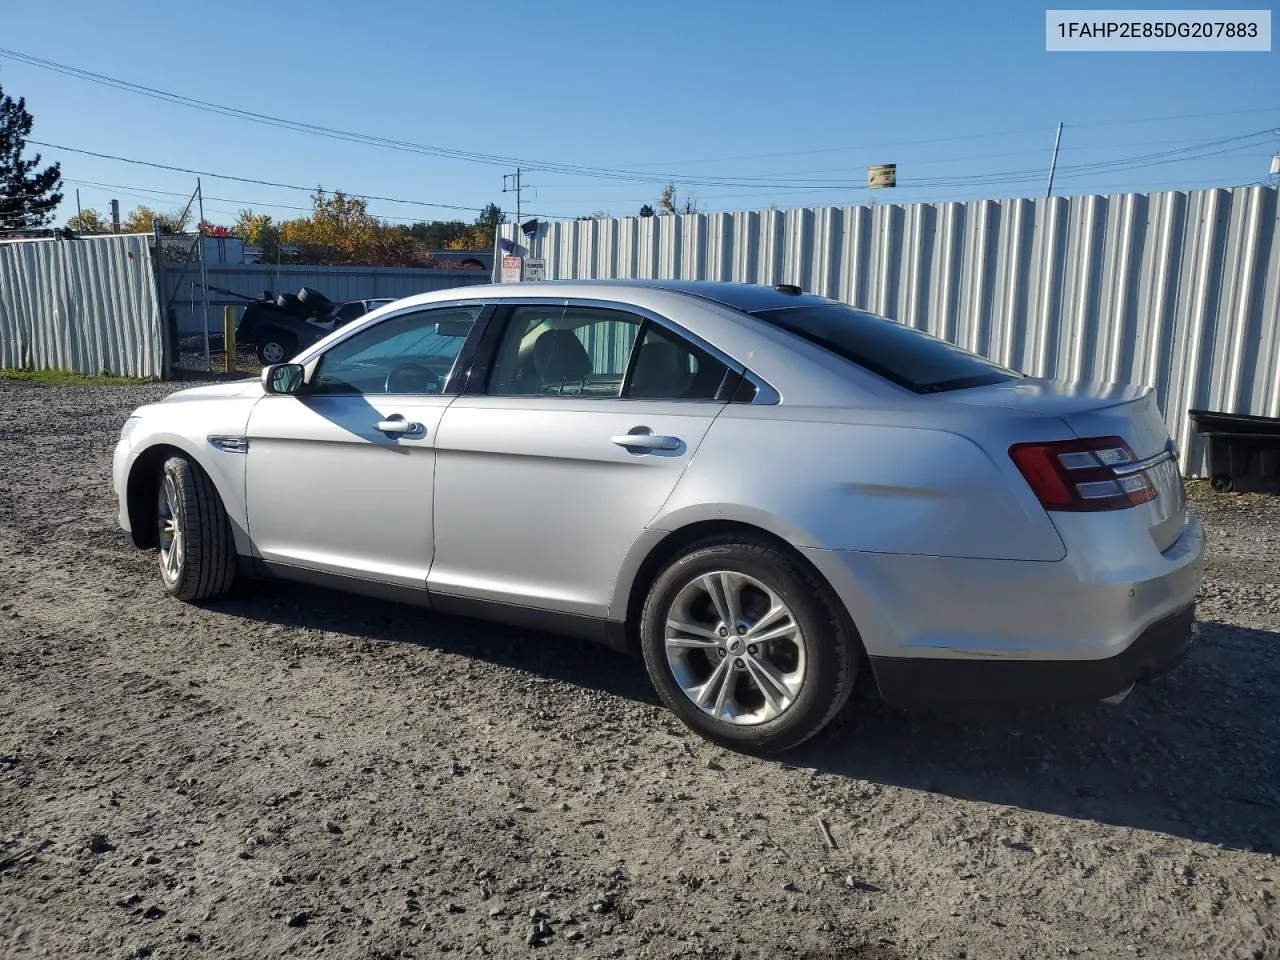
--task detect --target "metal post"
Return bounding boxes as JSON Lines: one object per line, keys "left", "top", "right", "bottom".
{"left": 75, "top": 189, "right": 82, "bottom": 225}
{"left": 1046, "top": 122, "right": 1064, "bottom": 198}
{"left": 503, "top": 168, "right": 524, "bottom": 252}
{"left": 224, "top": 306, "right": 237, "bottom": 373}
{"left": 110, "top": 199, "right": 120, "bottom": 234}
{"left": 196, "top": 179, "right": 211, "bottom": 368}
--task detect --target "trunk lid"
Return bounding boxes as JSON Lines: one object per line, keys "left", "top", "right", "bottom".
{"left": 947, "top": 377, "right": 1186, "bottom": 551}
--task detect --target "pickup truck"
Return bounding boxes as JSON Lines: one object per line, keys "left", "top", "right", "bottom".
{"left": 233, "top": 288, "right": 395, "bottom": 364}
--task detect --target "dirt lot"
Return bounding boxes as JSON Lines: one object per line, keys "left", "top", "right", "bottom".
{"left": 1, "top": 379, "right": 1277, "bottom": 960}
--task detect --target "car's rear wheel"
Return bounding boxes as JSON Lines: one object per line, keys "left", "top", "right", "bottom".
{"left": 639, "top": 537, "right": 857, "bottom": 753}
{"left": 256, "top": 333, "right": 295, "bottom": 365}
{"left": 156, "top": 456, "right": 237, "bottom": 601}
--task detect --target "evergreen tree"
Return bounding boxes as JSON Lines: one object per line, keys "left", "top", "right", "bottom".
{"left": 0, "top": 84, "right": 63, "bottom": 229}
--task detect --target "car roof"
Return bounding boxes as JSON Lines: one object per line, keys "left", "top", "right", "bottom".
{"left": 438, "top": 279, "right": 835, "bottom": 313}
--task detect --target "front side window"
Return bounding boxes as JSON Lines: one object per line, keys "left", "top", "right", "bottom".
{"left": 752, "top": 303, "right": 1019, "bottom": 394}
{"left": 312, "top": 305, "right": 482, "bottom": 396}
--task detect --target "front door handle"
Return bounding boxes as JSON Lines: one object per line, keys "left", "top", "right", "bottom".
{"left": 611, "top": 429, "right": 681, "bottom": 452}
{"left": 376, "top": 417, "right": 426, "bottom": 438}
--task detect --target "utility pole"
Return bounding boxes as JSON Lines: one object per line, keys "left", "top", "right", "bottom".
{"left": 75, "top": 189, "right": 82, "bottom": 224}
{"left": 503, "top": 168, "right": 524, "bottom": 234}
{"left": 110, "top": 198, "right": 120, "bottom": 234}
{"left": 1046, "top": 122, "right": 1064, "bottom": 198}
{"left": 196, "top": 178, "right": 211, "bottom": 369}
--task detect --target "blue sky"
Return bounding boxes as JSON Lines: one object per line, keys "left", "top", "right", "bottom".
{"left": 1, "top": 0, "right": 1276, "bottom": 227}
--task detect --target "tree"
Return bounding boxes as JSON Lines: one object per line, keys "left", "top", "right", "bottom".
{"left": 279, "top": 188, "right": 382, "bottom": 263}
{"left": 231, "top": 192, "right": 506, "bottom": 267}
{"left": 234, "top": 209, "right": 281, "bottom": 262}
{"left": 122, "top": 205, "right": 191, "bottom": 234}
{"left": 407, "top": 219, "right": 473, "bottom": 249}
{"left": 467, "top": 202, "right": 506, "bottom": 250}
{"left": 0, "top": 83, "right": 63, "bottom": 229}
{"left": 657, "top": 183, "right": 698, "bottom": 215}
{"left": 475, "top": 202, "right": 505, "bottom": 231}
{"left": 66, "top": 207, "right": 110, "bottom": 233}
{"left": 638, "top": 204, "right": 655, "bottom": 218}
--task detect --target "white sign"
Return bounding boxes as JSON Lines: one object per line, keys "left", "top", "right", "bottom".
{"left": 867, "top": 163, "right": 896, "bottom": 188}
{"left": 500, "top": 255, "right": 522, "bottom": 283}
{"left": 523, "top": 257, "right": 546, "bottom": 281}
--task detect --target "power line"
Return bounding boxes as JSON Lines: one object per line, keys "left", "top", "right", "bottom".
{"left": 3, "top": 47, "right": 794, "bottom": 186}
{"left": 26, "top": 140, "right": 486, "bottom": 211}
{"left": 30, "top": 141, "right": 569, "bottom": 219}
{"left": 62, "top": 178, "right": 452, "bottom": 224}
{"left": 545, "top": 130, "right": 1276, "bottom": 208}
{"left": 11, "top": 46, "right": 1272, "bottom": 191}
{"left": 602, "top": 108, "right": 1280, "bottom": 168}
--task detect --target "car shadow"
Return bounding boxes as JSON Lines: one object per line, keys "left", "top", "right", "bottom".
{"left": 799, "top": 620, "right": 1280, "bottom": 855}
{"left": 209, "top": 578, "right": 660, "bottom": 705}
{"left": 210, "top": 583, "right": 1280, "bottom": 855}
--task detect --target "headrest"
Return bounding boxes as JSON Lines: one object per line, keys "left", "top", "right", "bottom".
{"left": 532, "top": 329, "right": 593, "bottom": 383}
{"left": 630, "top": 339, "right": 687, "bottom": 398}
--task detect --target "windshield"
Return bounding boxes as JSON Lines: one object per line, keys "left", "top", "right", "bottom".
{"left": 752, "top": 303, "right": 1020, "bottom": 394}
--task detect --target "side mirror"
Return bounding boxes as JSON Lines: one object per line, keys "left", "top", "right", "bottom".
{"left": 261, "top": 363, "right": 306, "bottom": 395}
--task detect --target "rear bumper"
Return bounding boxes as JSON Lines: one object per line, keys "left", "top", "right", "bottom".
{"left": 799, "top": 510, "right": 1204, "bottom": 706}
{"left": 869, "top": 605, "right": 1198, "bottom": 706}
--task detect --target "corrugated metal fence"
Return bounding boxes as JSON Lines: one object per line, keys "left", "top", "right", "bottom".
{"left": 498, "top": 187, "right": 1280, "bottom": 474}
{"left": 165, "top": 263, "right": 492, "bottom": 336}
{"left": 0, "top": 234, "right": 163, "bottom": 378}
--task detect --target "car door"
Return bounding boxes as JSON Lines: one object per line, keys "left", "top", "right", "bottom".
{"left": 429, "top": 300, "right": 737, "bottom": 618}
{"left": 244, "top": 302, "right": 487, "bottom": 589}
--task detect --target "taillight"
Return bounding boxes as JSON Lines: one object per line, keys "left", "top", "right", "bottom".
{"left": 1010, "top": 436, "right": 1156, "bottom": 511}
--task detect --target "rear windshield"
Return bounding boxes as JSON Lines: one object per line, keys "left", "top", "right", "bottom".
{"left": 752, "top": 303, "right": 1019, "bottom": 394}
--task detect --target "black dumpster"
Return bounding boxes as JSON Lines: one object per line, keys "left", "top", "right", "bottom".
{"left": 1188, "top": 409, "right": 1280, "bottom": 493}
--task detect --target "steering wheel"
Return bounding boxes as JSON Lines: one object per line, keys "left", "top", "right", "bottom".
{"left": 384, "top": 362, "right": 439, "bottom": 395}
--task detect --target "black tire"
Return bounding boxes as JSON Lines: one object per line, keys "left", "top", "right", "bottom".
{"left": 276, "top": 293, "right": 310, "bottom": 316}
{"left": 296, "top": 286, "right": 332, "bottom": 310}
{"left": 255, "top": 332, "right": 296, "bottom": 366}
{"left": 639, "top": 536, "right": 858, "bottom": 753}
{"left": 156, "top": 456, "right": 237, "bottom": 602}
{"left": 1210, "top": 473, "right": 1234, "bottom": 493}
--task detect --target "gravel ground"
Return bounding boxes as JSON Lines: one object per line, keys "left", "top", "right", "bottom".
{"left": 0, "top": 379, "right": 1277, "bottom": 960}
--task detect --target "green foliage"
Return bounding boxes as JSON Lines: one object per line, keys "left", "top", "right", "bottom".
{"left": 639, "top": 204, "right": 655, "bottom": 218}
{"left": 0, "top": 368, "right": 151, "bottom": 386}
{"left": 233, "top": 194, "right": 504, "bottom": 266}
{"left": 66, "top": 207, "right": 110, "bottom": 233}
{"left": 657, "top": 183, "right": 698, "bottom": 215}
{"left": 407, "top": 220, "right": 474, "bottom": 248}
{"left": 0, "top": 82, "right": 63, "bottom": 229}
{"left": 122, "top": 205, "right": 191, "bottom": 234}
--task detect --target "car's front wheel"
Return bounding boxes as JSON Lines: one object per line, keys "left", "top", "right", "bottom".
{"left": 156, "top": 456, "right": 237, "bottom": 601}
{"left": 639, "top": 536, "right": 858, "bottom": 753}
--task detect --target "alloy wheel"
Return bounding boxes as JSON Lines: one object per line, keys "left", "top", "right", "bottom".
{"left": 157, "top": 475, "right": 184, "bottom": 583}
{"left": 664, "top": 570, "right": 808, "bottom": 725}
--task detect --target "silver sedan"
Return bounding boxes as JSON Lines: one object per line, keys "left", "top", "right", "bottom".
{"left": 113, "top": 281, "right": 1204, "bottom": 752}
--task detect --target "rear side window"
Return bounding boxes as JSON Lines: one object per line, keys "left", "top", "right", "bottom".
{"left": 752, "top": 303, "right": 1018, "bottom": 394}
{"left": 627, "top": 325, "right": 729, "bottom": 400}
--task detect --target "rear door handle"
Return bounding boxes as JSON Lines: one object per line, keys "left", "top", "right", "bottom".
{"left": 376, "top": 418, "right": 426, "bottom": 438}
{"left": 611, "top": 430, "right": 681, "bottom": 451}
